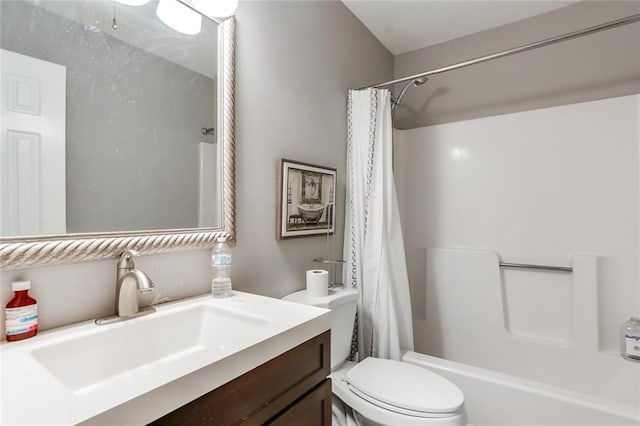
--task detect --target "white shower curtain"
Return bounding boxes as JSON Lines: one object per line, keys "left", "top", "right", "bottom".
{"left": 343, "top": 88, "right": 414, "bottom": 361}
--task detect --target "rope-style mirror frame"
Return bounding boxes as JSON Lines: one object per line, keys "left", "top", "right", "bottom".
{"left": 0, "top": 18, "right": 236, "bottom": 271}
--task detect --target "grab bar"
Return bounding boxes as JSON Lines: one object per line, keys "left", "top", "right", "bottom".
{"left": 499, "top": 262, "right": 573, "bottom": 273}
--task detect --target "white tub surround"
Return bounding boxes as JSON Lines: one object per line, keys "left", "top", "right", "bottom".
{"left": 0, "top": 292, "right": 330, "bottom": 425}
{"left": 395, "top": 94, "right": 639, "bottom": 409}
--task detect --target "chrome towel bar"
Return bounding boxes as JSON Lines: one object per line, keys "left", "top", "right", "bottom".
{"left": 499, "top": 262, "right": 573, "bottom": 273}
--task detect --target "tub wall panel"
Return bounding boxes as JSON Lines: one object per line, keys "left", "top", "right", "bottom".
{"left": 395, "top": 94, "right": 639, "bottom": 409}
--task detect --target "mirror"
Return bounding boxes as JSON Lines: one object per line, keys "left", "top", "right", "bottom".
{"left": 0, "top": 0, "right": 235, "bottom": 269}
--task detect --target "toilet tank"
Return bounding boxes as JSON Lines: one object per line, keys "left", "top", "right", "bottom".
{"left": 283, "top": 288, "right": 358, "bottom": 369}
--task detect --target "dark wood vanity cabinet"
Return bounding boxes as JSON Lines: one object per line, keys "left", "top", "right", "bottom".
{"left": 150, "top": 330, "right": 331, "bottom": 426}
{"left": 267, "top": 379, "right": 331, "bottom": 425}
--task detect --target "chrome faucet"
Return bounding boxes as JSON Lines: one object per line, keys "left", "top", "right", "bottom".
{"left": 96, "top": 249, "right": 156, "bottom": 325}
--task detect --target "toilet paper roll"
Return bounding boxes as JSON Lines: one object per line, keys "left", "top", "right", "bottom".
{"left": 306, "top": 269, "right": 329, "bottom": 297}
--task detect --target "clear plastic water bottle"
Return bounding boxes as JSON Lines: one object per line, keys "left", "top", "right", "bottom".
{"left": 211, "top": 237, "right": 232, "bottom": 298}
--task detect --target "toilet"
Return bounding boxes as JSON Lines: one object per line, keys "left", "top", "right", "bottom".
{"left": 283, "top": 288, "right": 466, "bottom": 426}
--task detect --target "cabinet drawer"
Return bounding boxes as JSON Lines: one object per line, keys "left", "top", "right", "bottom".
{"left": 150, "top": 330, "right": 330, "bottom": 425}
{"left": 268, "top": 379, "right": 332, "bottom": 426}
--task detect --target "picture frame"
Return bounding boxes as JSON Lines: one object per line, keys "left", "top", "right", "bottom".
{"left": 276, "top": 159, "right": 336, "bottom": 240}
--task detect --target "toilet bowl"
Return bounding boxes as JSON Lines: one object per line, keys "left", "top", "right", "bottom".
{"left": 283, "top": 288, "right": 466, "bottom": 426}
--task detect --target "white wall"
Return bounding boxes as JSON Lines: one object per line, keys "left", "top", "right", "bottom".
{"left": 0, "top": 1, "right": 393, "bottom": 336}
{"left": 395, "top": 94, "right": 639, "bottom": 407}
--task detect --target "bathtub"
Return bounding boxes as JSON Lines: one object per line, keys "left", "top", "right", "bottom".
{"left": 296, "top": 204, "right": 326, "bottom": 224}
{"left": 403, "top": 351, "right": 640, "bottom": 425}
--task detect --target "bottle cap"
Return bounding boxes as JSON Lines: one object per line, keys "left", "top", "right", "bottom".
{"left": 11, "top": 281, "right": 31, "bottom": 291}
{"left": 216, "top": 236, "right": 227, "bottom": 243}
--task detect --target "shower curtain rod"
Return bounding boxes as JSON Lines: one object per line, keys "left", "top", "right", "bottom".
{"left": 362, "top": 13, "right": 640, "bottom": 90}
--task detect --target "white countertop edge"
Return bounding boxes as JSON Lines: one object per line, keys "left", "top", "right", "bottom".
{"left": 81, "top": 311, "right": 330, "bottom": 425}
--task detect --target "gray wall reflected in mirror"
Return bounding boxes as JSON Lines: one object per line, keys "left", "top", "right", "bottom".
{"left": 0, "top": 0, "right": 220, "bottom": 236}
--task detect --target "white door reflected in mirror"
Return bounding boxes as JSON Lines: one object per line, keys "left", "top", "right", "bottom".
{"left": 1, "top": 49, "right": 66, "bottom": 236}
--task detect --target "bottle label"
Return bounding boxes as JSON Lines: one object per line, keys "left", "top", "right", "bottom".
{"left": 626, "top": 334, "right": 640, "bottom": 357}
{"left": 212, "top": 254, "right": 231, "bottom": 267}
{"left": 5, "top": 304, "right": 38, "bottom": 336}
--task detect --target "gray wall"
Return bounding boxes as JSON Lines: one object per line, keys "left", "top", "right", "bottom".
{"left": 393, "top": 1, "right": 640, "bottom": 129}
{"left": 0, "top": 1, "right": 393, "bottom": 334}
{"left": 1, "top": 1, "right": 215, "bottom": 233}
{"left": 232, "top": 1, "right": 393, "bottom": 297}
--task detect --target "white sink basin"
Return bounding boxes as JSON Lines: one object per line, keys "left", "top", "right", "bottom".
{"left": 1, "top": 291, "right": 330, "bottom": 425}
{"left": 32, "top": 304, "right": 271, "bottom": 394}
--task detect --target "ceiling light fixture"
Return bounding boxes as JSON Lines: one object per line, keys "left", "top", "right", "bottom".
{"left": 156, "top": 0, "right": 202, "bottom": 35}
{"left": 115, "top": 0, "right": 151, "bottom": 6}
{"left": 188, "top": 0, "right": 238, "bottom": 18}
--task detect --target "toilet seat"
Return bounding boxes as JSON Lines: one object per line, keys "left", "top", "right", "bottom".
{"left": 331, "top": 361, "right": 466, "bottom": 426}
{"left": 345, "top": 358, "right": 464, "bottom": 418}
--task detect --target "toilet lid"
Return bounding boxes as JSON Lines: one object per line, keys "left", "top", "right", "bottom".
{"left": 345, "top": 357, "right": 464, "bottom": 415}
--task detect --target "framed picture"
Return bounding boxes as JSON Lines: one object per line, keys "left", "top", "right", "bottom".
{"left": 276, "top": 159, "right": 336, "bottom": 240}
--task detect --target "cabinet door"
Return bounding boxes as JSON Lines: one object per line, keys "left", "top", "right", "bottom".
{"left": 268, "top": 379, "right": 332, "bottom": 426}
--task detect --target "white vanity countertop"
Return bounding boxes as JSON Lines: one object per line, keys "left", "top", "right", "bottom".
{"left": 0, "top": 291, "right": 330, "bottom": 425}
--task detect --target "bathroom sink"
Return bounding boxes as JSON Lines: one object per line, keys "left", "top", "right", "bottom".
{"left": 1, "top": 291, "right": 330, "bottom": 425}
{"left": 31, "top": 303, "right": 270, "bottom": 394}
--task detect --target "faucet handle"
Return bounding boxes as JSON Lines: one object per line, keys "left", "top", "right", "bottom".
{"left": 117, "top": 249, "right": 138, "bottom": 270}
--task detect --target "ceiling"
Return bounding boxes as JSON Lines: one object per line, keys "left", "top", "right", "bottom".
{"left": 341, "top": 0, "right": 579, "bottom": 55}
